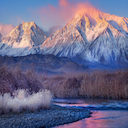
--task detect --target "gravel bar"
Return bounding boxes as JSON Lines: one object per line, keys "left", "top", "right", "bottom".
{"left": 0, "top": 105, "right": 91, "bottom": 128}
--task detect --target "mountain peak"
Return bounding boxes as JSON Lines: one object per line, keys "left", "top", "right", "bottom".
{"left": 0, "top": 22, "right": 47, "bottom": 56}
{"left": 68, "top": 4, "right": 128, "bottom": 35}
{"left": 22, "top": 21, "right": 36, "bottom": 28}
{"left": 7, "top": 22, "right": 46, "bottom": 45}
{"left": 13, "top": 21, "right": 38, "bottom": 35}
{"left": 41, "top": 8, "right": 128, "bottom": 66}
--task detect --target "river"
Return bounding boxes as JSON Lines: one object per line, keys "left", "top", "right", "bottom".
{"left": 54, "top": 99, "right": 128, "bottom": 128}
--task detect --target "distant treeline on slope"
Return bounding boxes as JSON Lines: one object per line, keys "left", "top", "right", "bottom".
{"left": 42, "top": 71, "right": 128, "bottom": 99}
{"left": 0, "top": 54, "right": 87, "bottom": 75}
{"left": 0, "top": 65, "right": 128, "bottom": 99}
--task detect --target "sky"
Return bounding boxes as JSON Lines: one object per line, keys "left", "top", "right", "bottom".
{"left": 0, "top": 0, "right": 128, "bottom": 30}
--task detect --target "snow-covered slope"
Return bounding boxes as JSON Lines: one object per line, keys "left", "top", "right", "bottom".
{"left": 0, "top": 33, "right": 2, "bottom": 42}
{"left": 0, "top": 22, "right": 46, "bottom": 56}
{"left": 41, "top": 6, "right": 128, "bottom": 65}
{"left": 0, "top": 6, "right": 128, "bottom": 67}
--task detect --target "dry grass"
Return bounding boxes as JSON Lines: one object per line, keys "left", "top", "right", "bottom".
{"left": 42, "top": 70, "right": 128, "bottom": 99}
{"left": 0, "top": 89, "right": 52, "bottom": 114}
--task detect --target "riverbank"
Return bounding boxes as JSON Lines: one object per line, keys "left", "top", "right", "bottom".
{"left": 0, "top": 105, "right": 91, "bottom": 128}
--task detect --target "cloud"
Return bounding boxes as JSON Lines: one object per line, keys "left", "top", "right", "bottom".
{"left": 0, "top": 24, "right": 14, "bottom": 36}
{"left": 37, "top": 0, "right": 74, "bottom": 29}
{"left": 59, "top": 0, "right": 68, "bottom": 7}
{"left": 36, "top": 0, "right": 99, "bottom": 30}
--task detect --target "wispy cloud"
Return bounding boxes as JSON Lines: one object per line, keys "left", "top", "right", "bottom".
{"left": 0, "top": 24, "right": 14, "bottom": 36}
{"left": 36, "top": 0, "right": 97, "bottom": 30}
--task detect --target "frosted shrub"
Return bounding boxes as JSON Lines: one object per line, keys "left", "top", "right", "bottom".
{"left": 0, "top": 89, "right": 52, "bottom": 114}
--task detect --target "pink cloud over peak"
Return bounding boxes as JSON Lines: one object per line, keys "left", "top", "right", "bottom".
{"left": 0, "top": 24, "right": 14, "bottom": 36}
{"left": 37, "top": 0, "right": 100, "bottom": 30}
{"left": 59, "top": 0, "right": 68, "bottom": 7}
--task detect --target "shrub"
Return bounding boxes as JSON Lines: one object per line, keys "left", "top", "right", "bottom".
{"left": 0, "top": 89, "right": 52, "bottom": 114}
{"left": 0, "top": 66, "right": 43, "bottom": 94}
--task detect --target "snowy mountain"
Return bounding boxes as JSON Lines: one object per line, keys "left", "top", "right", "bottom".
{"left": 0, "top": 33, "right": 2, "bottom": 42}
{"left": 0, "top": 22, "right": 46, "bottom": 56}
{"left": 0, "top": 6, "right": 128, "bottom": 68}
{"left": 41, "top": 6, "right": 128, "bottom": 66}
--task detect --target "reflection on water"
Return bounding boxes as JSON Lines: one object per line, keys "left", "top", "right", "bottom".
{"left": 56, "top": 111, "right": 128, "bottom": 128}
{"left": 54, "top": 99, "right": 128, "bottom": 128}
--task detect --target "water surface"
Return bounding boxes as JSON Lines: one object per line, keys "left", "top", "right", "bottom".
{"left": 54, "top": 98, "right": 128, "bottom": 128}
